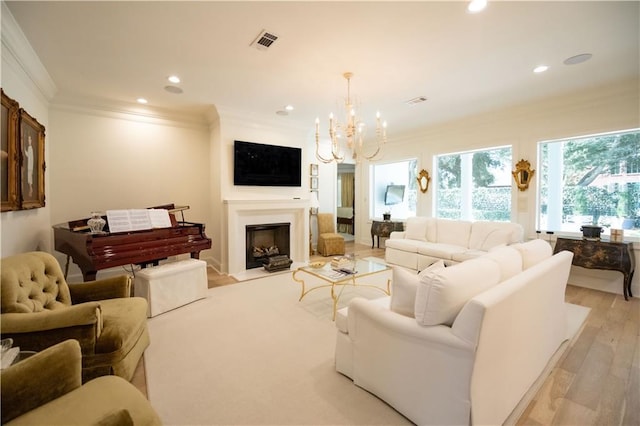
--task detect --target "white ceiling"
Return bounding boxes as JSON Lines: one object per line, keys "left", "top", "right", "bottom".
{"left": 5, "top": 1, "right": 639, "bottom": 137}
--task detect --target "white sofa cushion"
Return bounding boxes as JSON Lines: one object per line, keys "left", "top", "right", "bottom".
{"left": 512, "top": 239, "right": 552, "bottom": 269}
{"left": 484, "top": 245, "right": 523, "bottom": 281}
{"left": 385, "top": 238, "right": 423, "bottom": 253}
{"left": 404, "top": 216, "right": 436, "bottom": 241}
{"left": 436, "top": 219, "right": 472, "bottom": 247}
{"left": 390, "top": 261, "right": 445, "bottom": 318}
{"left": 414, "top": 257, "right": 501, "bottom": 326}
{"left": 451, "top": 249, "right": 488, "bottom": 263}
{"left": 468, "top": 221, "right": 524, "bottom": 250}
{"left": 417, "top": 242, "right": 468, "bottom": 261}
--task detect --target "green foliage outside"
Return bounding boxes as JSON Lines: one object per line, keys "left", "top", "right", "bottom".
{"left": 540, "top": 130, "right": 640, "bottom": 230}
{"left": 438, "top": 187, "right": 511, "bottom": 221}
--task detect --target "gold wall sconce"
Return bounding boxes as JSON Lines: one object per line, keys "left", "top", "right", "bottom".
{"left": 417, "top": 169, "right": 431, "bottom": 193}
{"left": 512, "top": 159, "right": 535, "bottom": 191}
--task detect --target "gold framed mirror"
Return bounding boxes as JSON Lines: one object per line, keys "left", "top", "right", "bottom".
{"left": 512, "top": 159, "right": 535, "bottom": 191}
{"left": 417, "top": 169, "right": 431, "bottom": 193}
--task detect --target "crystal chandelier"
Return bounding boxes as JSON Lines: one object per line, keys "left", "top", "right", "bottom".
{"left": 315, "top": 72, "right": 387, "bottom": 163}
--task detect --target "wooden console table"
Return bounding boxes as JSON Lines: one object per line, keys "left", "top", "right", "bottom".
{"left": 553, "top": 237, "right": 635, "bottom": 300}
{"left": 371, "top": 220, "right": 404, "bottom": 248}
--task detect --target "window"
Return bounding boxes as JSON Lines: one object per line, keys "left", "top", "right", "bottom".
{"left": 538, "top": 129, "right": 640, "bottom": 239}
{"left": 435, "top": 146, "right": 512, "bottom": 221}
{"left": 370, "top": 159, "right": 417, "bottom": 220}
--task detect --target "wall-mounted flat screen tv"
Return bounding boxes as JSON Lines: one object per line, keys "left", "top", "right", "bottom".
{"left": 384, "top": 184, "right": 405, "bottom": 205}
{"left": 234, "top": 140, "right": 302, "bottom": 187}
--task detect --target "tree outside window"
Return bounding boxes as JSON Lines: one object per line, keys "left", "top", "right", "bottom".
{"left": 538, "top": 129, "right": 640, "bottom": 238}
{"left": 436, "top": 146, "right": 512, "bottom": 221}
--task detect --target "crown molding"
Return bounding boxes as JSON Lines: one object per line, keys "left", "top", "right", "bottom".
{"left": 50, "top": 94, "right": 212, "bottom": 130}
{"left": 1, "top": 2, "right": 57, "bottom": 101}
{"left": 216, "top": 104, "right": 309, "bottom": 135}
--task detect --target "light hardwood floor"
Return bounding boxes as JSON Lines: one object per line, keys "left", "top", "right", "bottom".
{"left": 131, "top": 241, "right": 639, "bottom": 425}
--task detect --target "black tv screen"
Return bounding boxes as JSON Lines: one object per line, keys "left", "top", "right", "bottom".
{"left": 384, "top": 184, "right": 405, "bottom": 205}
{"left": 234, "top": 140, "right": 302, "bottom": 187}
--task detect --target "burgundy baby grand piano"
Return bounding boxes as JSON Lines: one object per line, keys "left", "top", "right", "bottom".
{"left": 53, "top": 204, "right": 212, "bottom": 281}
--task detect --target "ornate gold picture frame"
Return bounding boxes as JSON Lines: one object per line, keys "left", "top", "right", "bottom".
{"left": 1, "top": 89, "right": 20, "bottom": 212}
{"left": 18, "top": 108, "right": 46, "bottom": 209}
{"left": 417, "top": 169, "right": 431, "bottom": 193}
{"left": 512, "top": 159, "right": 535, "bottom": 191}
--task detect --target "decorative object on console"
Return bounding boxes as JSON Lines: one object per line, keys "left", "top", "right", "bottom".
{"left": 417, "top": 168, "right": 431, "bottom": 193}
{"left": 512, "top": 159, "right": 535, "bottom": 191}
{"left": 580, "top": 224, "right": 602, "bottom": 240}
{"left": 87, "top": 212, "right": 106, "bottom": 234}
{"left": 314, "top": 72, "right": 387, "bottom": 163}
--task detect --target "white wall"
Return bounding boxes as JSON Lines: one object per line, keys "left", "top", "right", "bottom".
{"left": 48, "top": 105, "right": 212, "bottom": 278}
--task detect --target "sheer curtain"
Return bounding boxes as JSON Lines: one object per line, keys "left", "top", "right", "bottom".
{"left": 341, "top": 173, "right": 354, "bottom": 208}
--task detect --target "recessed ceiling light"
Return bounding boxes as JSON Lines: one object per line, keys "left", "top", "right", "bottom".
{"left": 564, "top": 53, "right": 593, "bottom": 66}
{"left": 137, "top": 98, "right": 148, "bottom": 104}
{"left": 285, "top": 105, "right": 294, "bottom": 111}
{"left": 168, "top": 75, "right": 181, "bottom": 84}
{"left": 164, "top": 85, "right": 183, "bottom": 94}
{"left": 533, "top": 65, "right": 549, "bottom": 73}
{"left": 467, "top": 0, "right": 487, "bottom": 13}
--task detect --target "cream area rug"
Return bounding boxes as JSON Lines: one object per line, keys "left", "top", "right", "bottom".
{"left": 144, "top": 268, "right": 590, "bottom": 425}
{"left": 144, "top": 268, "right": 409, "bottom": 425}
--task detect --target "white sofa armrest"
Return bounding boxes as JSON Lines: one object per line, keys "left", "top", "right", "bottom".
{"left": 348, "top": 298, "right": 473, "bottom": 350}
{"left": 344, "top": 297, "right": 476, "bottom": 425}
{"left": 389, "top": 231, "right": 405, "bottom": 239}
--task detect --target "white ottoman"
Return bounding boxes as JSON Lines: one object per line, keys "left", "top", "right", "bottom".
{"left": 134, "top": 259, "right": 208, "bottom": 317}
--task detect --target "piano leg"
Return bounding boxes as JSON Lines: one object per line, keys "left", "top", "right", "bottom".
{"left": 82, "top": 270, "right": 98, "bottom": 282}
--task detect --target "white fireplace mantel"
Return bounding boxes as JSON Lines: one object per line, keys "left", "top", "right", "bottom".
{"left": 224, "top": 199, "right": 310, "bottom": 275}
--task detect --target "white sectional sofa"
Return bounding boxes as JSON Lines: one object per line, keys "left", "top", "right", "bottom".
{"left": 385, "top": 217, "right": 524, "bottom": 271}
{"left": 335, "top": 240, "right": 577, "bottom": 425}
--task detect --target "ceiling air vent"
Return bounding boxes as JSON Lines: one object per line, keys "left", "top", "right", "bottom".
{"left": 406, "top": 96, "right": 428, "bottom": 105}
{"left": 251, "top": 30, "right": 279, "bottom": 51}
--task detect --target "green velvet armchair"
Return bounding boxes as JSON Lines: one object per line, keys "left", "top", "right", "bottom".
{"left": 0, "top": 251, "right": 150, "bottom": 382}
{"left": 1, "top": 339, "right": 162, "bottom": 425}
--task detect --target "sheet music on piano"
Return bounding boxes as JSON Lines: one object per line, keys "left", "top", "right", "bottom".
{"left": 106, "top": 209, "right": 172, "bottom": 233}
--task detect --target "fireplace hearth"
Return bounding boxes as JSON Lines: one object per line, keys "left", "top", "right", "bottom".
{"left": 246, "top": 223, "right": 291, "bottom": 270}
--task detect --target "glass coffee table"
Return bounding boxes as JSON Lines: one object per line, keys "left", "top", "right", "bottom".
{"left": 293, "top": 258, "right": 391, "bottom": 320}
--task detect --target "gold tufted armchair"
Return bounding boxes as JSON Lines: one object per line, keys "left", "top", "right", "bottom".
{"left": 317, "top": 213, "right": 345, "bottom": 256}
{"left": 0, "top": 252, "right": 150, "bottom": 382}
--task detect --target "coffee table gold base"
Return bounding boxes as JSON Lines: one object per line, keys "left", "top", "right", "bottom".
{"left": 292, "top": 260, "right": 391, "bottom": 320}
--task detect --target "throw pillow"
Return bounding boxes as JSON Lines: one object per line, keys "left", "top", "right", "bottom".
{"left": 404, "top": 217, "right": 429, "bottom": 241}
{"left": 485, "top": 245, "right": 523, "bottom": 281}
{"left": 390, "top": 261, "right": 445, "bottom": 318}
{"left": 414, "top": 257, "right": 501, "bottom": 327}
{"left": 512, "top": 239, "right": 552, "bottom": 270}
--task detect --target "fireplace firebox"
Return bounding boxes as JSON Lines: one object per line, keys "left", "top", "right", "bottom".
{"left": 245, "top": 223, "right": 291, "bottom": 270}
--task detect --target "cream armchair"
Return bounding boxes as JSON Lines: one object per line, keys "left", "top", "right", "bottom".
{"left": 1, "top": 339, "right": 161, "bottom": 425}
{"left": 0, "top": 251, "right": 150, "bottom": 382}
